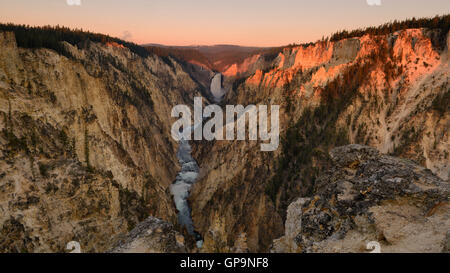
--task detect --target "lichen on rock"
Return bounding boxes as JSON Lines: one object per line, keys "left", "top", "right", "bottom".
{"left": 109, "top": 217, "right": 186, "bottom": 253}
{"left": 272, "top": 144, "right": 450, "bottom": 253}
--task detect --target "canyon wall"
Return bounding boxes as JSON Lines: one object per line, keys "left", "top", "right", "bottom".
{"left": 0, "top": 31, "right": 200, "bottom": 252}
{"left": 191, "top": 28, "right": 449, "bottom": 252}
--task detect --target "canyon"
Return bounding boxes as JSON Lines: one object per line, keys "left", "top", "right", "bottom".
{"left": 0, "top": 17, "right": 449, "bottom": 253}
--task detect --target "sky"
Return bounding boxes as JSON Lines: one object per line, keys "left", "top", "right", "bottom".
{"left": 0, "top": 0, "right": 449, "bottom": 47}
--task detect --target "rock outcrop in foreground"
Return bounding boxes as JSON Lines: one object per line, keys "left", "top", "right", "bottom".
{"left": 272, "top": 145, "right": 450, "bottom": 253}
{"left": 109, "top": 217, "right": 186, "bottom": 253}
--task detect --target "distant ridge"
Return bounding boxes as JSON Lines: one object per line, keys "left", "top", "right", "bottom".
{"left": 144, "top": 44, "right": 272, "bottom": 72}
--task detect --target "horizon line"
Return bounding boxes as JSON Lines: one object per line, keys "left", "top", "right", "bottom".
{"left": 1, "top": 13, "right": 448, "bottom": 48}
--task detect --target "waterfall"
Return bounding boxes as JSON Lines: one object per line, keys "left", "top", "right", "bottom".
{"left": 210, "top": 73, "right": 226, "bottom": 102}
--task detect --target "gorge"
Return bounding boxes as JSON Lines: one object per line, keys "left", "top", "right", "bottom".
{"left": 0, "top": 15, "right": 449, "bottom": 253}
{"left": 170, "top": 73, "right": 228, "bottom": 248}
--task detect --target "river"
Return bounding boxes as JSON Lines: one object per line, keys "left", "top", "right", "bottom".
{"left": 170, "top": 73, "right": 224, "bottom": 249}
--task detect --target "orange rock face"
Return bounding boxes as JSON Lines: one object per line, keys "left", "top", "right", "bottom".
{"left": 106, "top": 41, "right": 126, "bottom": 49}
{"left": 246, "top": 69, "right": 265, "bottom": 85}
{"left": 293, "top": 41, "right": 334, "bottom": 70}
{"left": 223, "top": 54, "right": 261, "bottom": 77}
{"left": 244, "top": 28, "right": 445, "bottom": 101}
{"left": 392, "top": 29, "right": 441, "bottom": 84}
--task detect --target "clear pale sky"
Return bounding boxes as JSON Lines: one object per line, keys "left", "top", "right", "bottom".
{"left": 0, "top": 0, "right": 449, "bottom": 47}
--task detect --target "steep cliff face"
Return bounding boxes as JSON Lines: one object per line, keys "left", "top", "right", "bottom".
{"left": 0, "top": 31, "right": 199, "bottom": 252}
{"left": 190, "top": 28, "right": 449, "bottom": 252}
{"left": 272, "top": 145, "right": 449, "bottom": 253}
{"left": 222, "top": 54, "right": 264, "bottom": 77}
{"left": 191, "top": 142, "right": 283, "bottom": 252}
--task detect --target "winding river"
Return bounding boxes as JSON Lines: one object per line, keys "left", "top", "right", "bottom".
{"left": 170, "top": 73, "right": 224, "bottom": 249}
{"left": 170, "top": 133, "right": 202, "bottom": 247}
